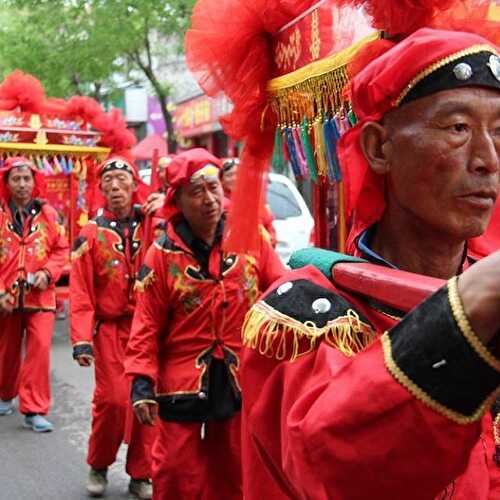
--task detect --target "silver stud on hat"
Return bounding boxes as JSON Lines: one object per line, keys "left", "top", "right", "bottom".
{"left": 453, "top": 62, "right": 473, "bottom": 81}
{"left": 312, "top": 298, "right": 331, "bottom": 314}
{"left": 277, "top": 282, "right": 293, "bottom": 296}
{"left": 487, "top": 54, "right": 500, "bottom": 82}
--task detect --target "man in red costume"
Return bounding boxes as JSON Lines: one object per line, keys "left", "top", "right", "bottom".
{"left": 70, "top": 157, "right": 156, "bottom": 499}
{"left": 0, "top": 156, "right": 68, "bottom": 432}
{"left": 125, "top": 148, "right": 285, "bottom": 500}
{"left": 234, "top": 27, "right": 500, "bottom": 499}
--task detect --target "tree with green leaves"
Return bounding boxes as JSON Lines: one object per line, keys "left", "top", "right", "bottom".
{"left": 0, "top": 0, "right": 197, "bottom": 152}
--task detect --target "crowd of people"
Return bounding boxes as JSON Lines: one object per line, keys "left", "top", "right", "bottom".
{"left": 0, "top": 1, "right": 500, "bottom": 499}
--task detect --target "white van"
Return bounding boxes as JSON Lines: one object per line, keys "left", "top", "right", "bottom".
{"left": 266, "top": 173, "right": 314, "bottom": 265}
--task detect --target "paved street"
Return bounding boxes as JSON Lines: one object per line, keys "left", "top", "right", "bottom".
{"left": 0, "top": 315, "right": 132, "bottom": 500}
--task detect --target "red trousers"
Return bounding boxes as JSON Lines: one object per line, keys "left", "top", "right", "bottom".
{"left": 0, "top": 310, "right": 53, "bottom": 414}
{"left": 88, "top": 317, "right": 155, "bottom": 479}
{"left": 152, "top": 415, "right": 242, "bottom": 500}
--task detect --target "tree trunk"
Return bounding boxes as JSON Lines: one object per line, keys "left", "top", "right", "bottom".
{"left": 157, "top": 92, "right": 176, "bottom": 154}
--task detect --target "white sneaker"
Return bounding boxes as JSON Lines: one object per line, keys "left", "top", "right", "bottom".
{"left": 129, "top": 479, "right": 153, "bottom": 499}
{"left": 86, "top": 468, "right": 107, "bottom": 497}
{"left": 0, "top": 399, "right": 14, "bottom": 416}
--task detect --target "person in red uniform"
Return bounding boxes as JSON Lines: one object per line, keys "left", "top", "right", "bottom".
{"left": 70, "top": 157, "right": 157, "bottom": 499}
{"left": 125, "top": 148, "right": 285, "bottom": 500}
{"left": 0, "top": 156, "right": 68, "bottom": 432}
{"left": 232, "top": 26, "right": 500, "bottom": 500}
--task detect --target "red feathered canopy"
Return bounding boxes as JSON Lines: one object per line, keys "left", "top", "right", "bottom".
{"left": 0, "top": 70, "right": 136, "bottom": 158}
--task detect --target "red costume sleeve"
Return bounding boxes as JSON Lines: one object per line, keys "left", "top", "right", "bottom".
{"left": 69, "top": 224, "right": 97, "bottom": 346}
{"left": 242, "top": 267, "right": 500, "bottom": 500}
{"left": 0, "top": 210, "right": 6, "bottom": 294}
{"left": 256, "top": 226, "right": 286, "bottom": 291}
{"left": 40, "top": 204, "right": 69, "bottom": 282}
{"left": 125, "top": 243, "right": 170, "bottom": 384}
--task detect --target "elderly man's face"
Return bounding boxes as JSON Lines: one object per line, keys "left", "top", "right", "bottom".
{"left": 176, "top": 176, "right": 224, "bottom": 231}
{"left": 100, "top": 169, "right": 136, "bottom": 215}
{"left": 368, "top": 87, "right": 500, "bottom": 240}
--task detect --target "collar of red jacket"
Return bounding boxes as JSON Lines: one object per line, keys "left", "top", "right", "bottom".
{"left": 164, "top": 148, "right": 222, "bottom": 208}
{"left": 0, "top": 156, "right": 46, "bottom": 202}
{"left": 341, "top": 28, "right": 500, "bottom": 254}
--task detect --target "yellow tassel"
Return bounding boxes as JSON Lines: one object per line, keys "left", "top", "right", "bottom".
{"left": 494, "top": 412, "right": 500, "bottom": 446}
{"left": 70, "top": 240, "right": 89, "bottom": 261}
{"left": 134, "top": 269, "right": 156, "bottom": 293}
{"left": 313, "top": 119, "right": 328, "bottom": 179}
{"left": 242, "top": 301, "right": 376, "bottom": 362}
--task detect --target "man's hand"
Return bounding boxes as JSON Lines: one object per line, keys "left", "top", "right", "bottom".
{"left": 0, "top": 293, "right": 14, "bottom": 314}
{"left": 458, "top": 250, "right": 500, "bottom": 353}
{"left": 134, "top": 402, "right": 158, "bottom": 426}
{"left": 75, "top": 354, "right": 94, "bottom": 367}
{"left": 33, "top": 270, "right": 50, "bottom": 291}
{"left": 143, "top": 193, "right": 166, "bottom": 215}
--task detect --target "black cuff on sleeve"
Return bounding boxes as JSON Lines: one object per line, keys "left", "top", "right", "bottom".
{"left": 72, "top": 344, "right": 93, "bottom": 359}
{"left": 384, "top": 283, "right": 500, "bottom": 422}
{"left": 131, "top": 376, "right": 155, "bottom": 405}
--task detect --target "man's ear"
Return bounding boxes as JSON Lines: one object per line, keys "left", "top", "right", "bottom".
{"left": 360, "top": 121, "right": 392, "bottom": 175}
{"left": 174, "top": 188, "right": 182, "bottom": 208}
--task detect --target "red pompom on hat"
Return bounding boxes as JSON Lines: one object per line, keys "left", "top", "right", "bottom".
{"left": 0, "top": 156, "right": 46, "bottom": 201}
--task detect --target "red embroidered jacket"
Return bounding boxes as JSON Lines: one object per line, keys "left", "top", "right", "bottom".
{"left": 125, "top": 216, "right": 286, "bottom": 418}
{"left": 241, "top": 263, "right": 500, "bottom": 500}
{"left": 70, "top": 208, "right": 163, "bottom": 346}
{"left": 0, "top": 199, "right": 68, "bottom": 311}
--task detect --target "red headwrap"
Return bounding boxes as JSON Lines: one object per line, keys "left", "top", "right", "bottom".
{"left": 340, "top": 27, "right": 500, "bottom": 253}
{"left": 0, "top": 156, "right": 46, "bottom": 203}
{"left": 164, "top": 148, "right": 222, "bottom": 207}
{"left": 89, "top": 155, "right": 152, "bottom": 213}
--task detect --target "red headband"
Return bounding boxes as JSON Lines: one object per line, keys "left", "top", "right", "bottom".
{"left": 0, "top": 156, "right": 46, "bottom": 201}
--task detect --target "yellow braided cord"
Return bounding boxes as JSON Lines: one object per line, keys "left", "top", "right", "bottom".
{"left": 134, "top": 269, "right": 156, "bottom": 293}
{"left": 448, "top": 276, "right": 500, "bottom": 372}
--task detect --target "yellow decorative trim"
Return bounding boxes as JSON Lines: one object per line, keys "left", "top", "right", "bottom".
{"left": 134, "top": 268, "right": 156, "bottom": 293}
{"left": 0, "top": 141, "right": 110, "bottom": 156}
{"left": 133, "top": 399, "right": 158, "bottom": 407}
{"left": 382, "top": 333, "right": 498, "bottom": 424}
{"left": 395, "top": 44, "right": 499, "bottom": 106}
{"left": 70, "top": 240, "right": 90, "bottom": 261}
{"left": 494, "top": 412, "right": 500, "bottom": 446}
{"left": 448, "top": 276, "right": 500, "bottom": 372}
{"left": 154, "top": 240, "right": 185, "bottom": 256}
{"left": 267, "top": 32, "right": 380, "bottom": 92}
{"left": 242, "top": 300, "right": 376, "bottom": 362}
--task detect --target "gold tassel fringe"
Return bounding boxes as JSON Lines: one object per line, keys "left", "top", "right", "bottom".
{"left": 134, "top": 268, "right": 156, "bottom": 293}
{"left": 242, "top": 300, "right": 376, "bottom": 362}
{"left": 70, "top": 240, "right": 89, "bottom": 261}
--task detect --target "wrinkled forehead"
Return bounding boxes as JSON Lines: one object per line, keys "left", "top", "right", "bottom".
{"left": 384, "top": 85, "right": 500, "bottom": 128}
{"left": 100, "top": 168, "right": 134, "bottom": 181}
